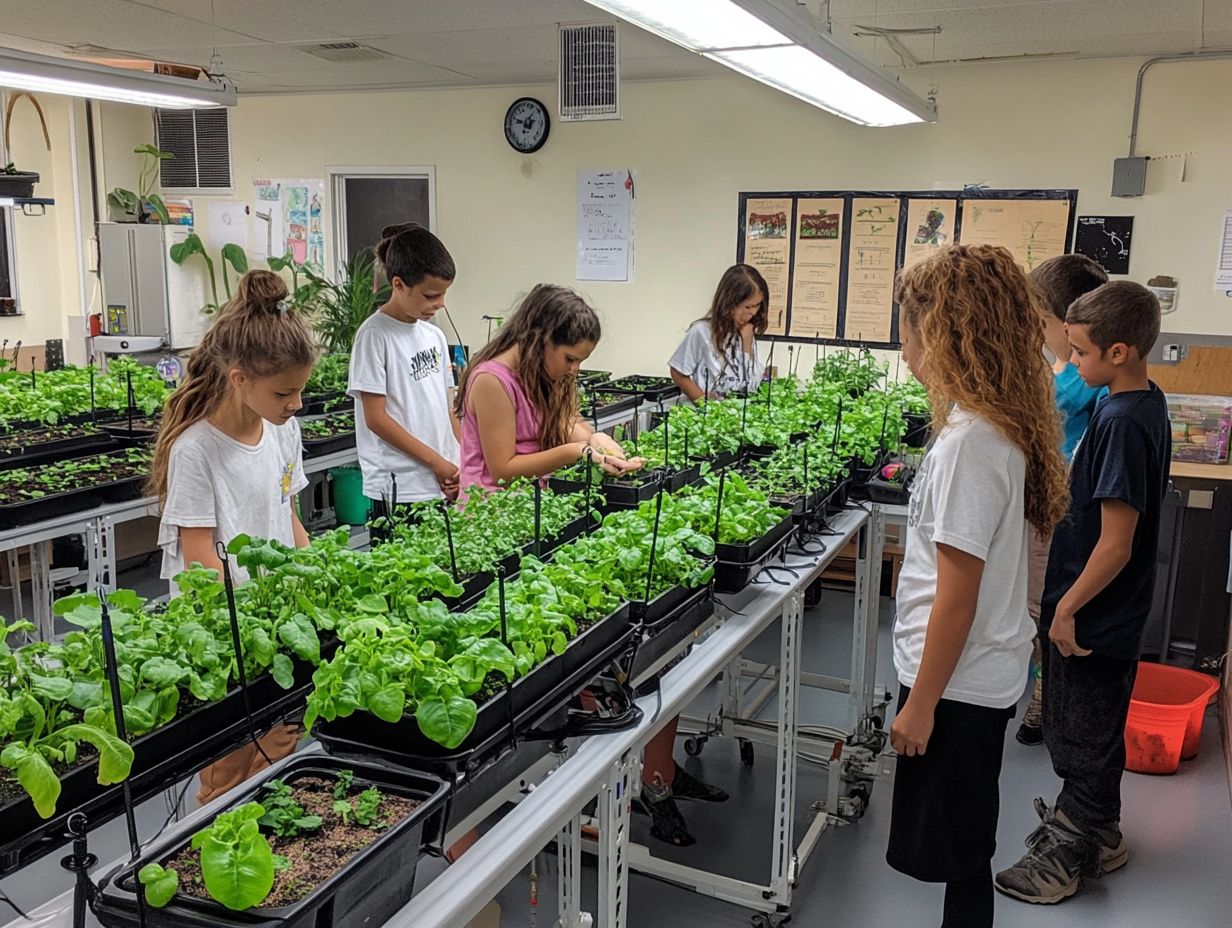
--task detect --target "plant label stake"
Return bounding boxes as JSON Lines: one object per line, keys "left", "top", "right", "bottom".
{"left": 439, "top": 500, "right": 459, "bottom": 581}
{"left": 712, "top": 468, "right": 727, "bottom": 547}
{"left": 97, "top": 597, "right": 143, "bottom": 863}
{"left": 643, "top": 474, "right": 666, "bottom": 608}
{"left": 497, "top": 566, "right": 517, "bottom": 745}
{"left": 215, "top": 541, "right": 272, "bottom": 766}
{"left": 533, "top": 479, "right": 542, "bottom": 558}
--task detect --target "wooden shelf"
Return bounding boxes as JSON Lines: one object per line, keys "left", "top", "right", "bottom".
{"left": 1171, "top": 461, "right": 1232, "bottom": 481}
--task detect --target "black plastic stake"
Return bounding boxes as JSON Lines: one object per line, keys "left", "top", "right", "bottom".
{"left": 215, "top": 542, "right": 272, "bottom": 766}
{"left": 832, "top": 397, "right": 844, "bottom": 453}
{"left": 30, "top": 357, "right": 36, "bottom": 388}
{"left": 390, "top": 472, "right": 398, "bottom": 529}
{"left": 683, "top": 426, "right": 689, "bottom": 462}
{"left": 97, "top": 597, "right": 142, "bottom": 863}
{"left": 712, "top": 469, "right": 727, "bottom": 546}
{"left": 803, "top": 443, "right": 810, "bottom": 494}
{"left": 787, "top": 345, "right": 794, "bottom": 381}
{"left": 125, "top": 370, "right": 134, "bottom": 433}
{"left": 583, "top": 447, "right": 595, "bottom": 535}
{"left": 533, "top": 480, "right": 543, "bottom": 558}
{"left": 703, "top": 368, "right": 710, "bottom": 415}
{"left": 643, "top": 475, "right": 666, "bottom": 606}
{"left": 739, "top": 390, "right": 749, "bottom": 454}
{"left": 89, "top": 362, "right": 96, "bottom": 424}
{"left": 440, "top": 501, "right": 459, "bottom": 581}
{"left": 497, "top": 566, "right": 517, "bottom": 744}
{"left": 661, "top": 404, "right": 669, "bottom": 466}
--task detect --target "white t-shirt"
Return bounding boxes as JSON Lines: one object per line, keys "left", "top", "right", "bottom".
{"left": 158, "top": 417, "right": 308, "bottom": 589}
{"left": 893, "top": 407, "right": 1033, "bottom": 709}
{"left": 668, "top": 321, "right": 764, "bottom": 396}
{"left": 348, "top": 311, "right": 459, "bottom": 502}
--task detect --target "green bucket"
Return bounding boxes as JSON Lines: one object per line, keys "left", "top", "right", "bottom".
{"left": 329, "top": 466, "right": 371, "bottom": 526}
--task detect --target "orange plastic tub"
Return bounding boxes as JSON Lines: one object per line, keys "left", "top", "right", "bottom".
{"left": 1124, "top": 662, "right": 1220, "bottom": 774}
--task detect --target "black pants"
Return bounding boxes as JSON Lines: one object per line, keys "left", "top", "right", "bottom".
{"left": 365, "top": 497, "right": 417, "bottom": 543}
{"left": 887, "top": 685, "right": 1014, "bottom": 883}
{"left": 1042, "top": 642, "right": 1138, "bottom": 831}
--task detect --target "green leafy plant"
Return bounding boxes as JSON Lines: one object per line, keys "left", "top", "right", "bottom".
{"left": 352, "top": 787, "right": 384, "bottom": 828}
{"left": 169, "top": 234, "right": 250, "bottom": 314}
{"left": 138, "top": 863, "right": 180, "bottom": 908}
{"left": 257, "top": 779, "right": 323, "bottom": 837}
{"left": 332, "top": 768, "right": 354, "bottom": 799}
{"left": 268, "top": 253, "right": 326, "bottom": 311}
{"left": 310, "top": 252, "right": 391, "bottom": 353}
{"left": 107, "top": 144, "right": 174, "bottom": 224}
{"left": 190, "top": 802, "right": 276, "bottom": 911}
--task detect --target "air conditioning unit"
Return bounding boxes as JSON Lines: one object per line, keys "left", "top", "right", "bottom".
{"left": 558, "top": 23, "right": 620, "bottom": 122}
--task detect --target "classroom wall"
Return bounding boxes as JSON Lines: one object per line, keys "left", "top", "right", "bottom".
{"left": 32, "top": 54, "right": 1232, "bottom": 373}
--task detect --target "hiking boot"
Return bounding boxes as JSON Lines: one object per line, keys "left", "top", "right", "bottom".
{"left": 1091, "top": 822, "right": 1129, "bottom": 876}
{"left": 672, "top": 765, "right": 729, "bottom": 802}
{"left": 995, "top": 798, "right": 1091, "bottom": 904}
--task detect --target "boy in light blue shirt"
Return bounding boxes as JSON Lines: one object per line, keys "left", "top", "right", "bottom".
{"left": 1016, "top": 254, "right": 1109, "bottom": 745}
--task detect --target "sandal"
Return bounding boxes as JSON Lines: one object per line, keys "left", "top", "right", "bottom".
{"left": 633, "top": 790, "right": 696, "bottom": 847}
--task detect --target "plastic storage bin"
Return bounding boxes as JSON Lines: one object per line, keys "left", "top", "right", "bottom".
{"left": 329, "top": 465, "right": 370, "bottom": 526}
{"left": 1124, "top": 661, "right": 1220, "bottom": 774}
{"left": 1166, "top": 393, "right": 1232, "bottom": 464}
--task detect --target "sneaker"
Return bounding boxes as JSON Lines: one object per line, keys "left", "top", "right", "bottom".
{"left": 632, "top": 786, "right": 696, "bottom": 847}
{"left": 994, "top": 798, "right": 1091, "bottom": 904}
{"left": 1091, "top": 823, "right": 1129, "bottom": 876}
{"left": 671, "top": 765, "right": 730, "bottom": 802}
{"left": 1015, "top": 723, "right": 1044, "bottom": 746}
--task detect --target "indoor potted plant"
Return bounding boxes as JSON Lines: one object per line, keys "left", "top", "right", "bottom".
{"left": 107, "top": 144, "right": 173, "bottom": 224}
{"left": 0, "top": 162, "right": 39, "bottom": 199}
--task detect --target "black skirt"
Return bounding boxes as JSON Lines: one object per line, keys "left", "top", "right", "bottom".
{"left": 886, "top": 685, "right": 1015, "bottom": 882}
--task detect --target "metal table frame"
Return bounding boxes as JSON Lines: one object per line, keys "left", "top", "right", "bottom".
{"left": 0, "top": 448, "right": 358, "bottom": 638}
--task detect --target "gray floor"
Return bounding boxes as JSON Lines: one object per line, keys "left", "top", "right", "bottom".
{"left": 4, "top": 589, "right": 1230, "bottom": 927}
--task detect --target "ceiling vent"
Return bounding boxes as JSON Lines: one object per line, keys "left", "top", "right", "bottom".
{"left": 155, "top": 107, "right": 231, "bottom": 191}
{"left": 558, "top": 23, "right": 620, "bottom": 122}
{"left": 297, "top": 42, "right": 393, "bottom": 63}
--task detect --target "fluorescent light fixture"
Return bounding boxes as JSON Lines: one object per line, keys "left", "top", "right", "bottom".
{"left": 577, "top": 0, "right": 935, "bottom": 126}
{"left": 0, "top": 46, "right": 235, "bottom": 108}
{"left": 713, "top": 45, "right": 924, "bottom": 127}
{"left": 579, "top": 0, "right": 790, "bottom": 50}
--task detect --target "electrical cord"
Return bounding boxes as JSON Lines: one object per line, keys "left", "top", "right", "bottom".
{"left": 0, "top": 889, "right": 29, "bottom": 921}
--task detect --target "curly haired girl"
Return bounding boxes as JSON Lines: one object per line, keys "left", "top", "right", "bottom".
{"left": 885, "top": 244, "right": 1068, "bottom": 928}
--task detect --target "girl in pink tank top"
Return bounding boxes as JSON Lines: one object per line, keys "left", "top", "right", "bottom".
{"left": 455, "top": 285, "right": 642, "bottom": 496}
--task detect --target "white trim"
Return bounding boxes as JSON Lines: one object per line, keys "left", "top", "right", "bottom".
{"left": 325, "top": 165, "right": 437, "bottom": 277}
{"left": 0, "top": 91, "right": 18, "bottom": 308}
{"left": 68, "top": 101, "right": 88, "bottom": 317}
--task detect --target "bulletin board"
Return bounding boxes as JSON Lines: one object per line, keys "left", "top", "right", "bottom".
{"left": 736, "top": 188, "right": 1079, "bottom": 348}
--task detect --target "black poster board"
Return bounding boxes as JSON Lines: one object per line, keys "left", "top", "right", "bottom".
{"left": 1074, "top": 215, "right": 1134, "bottom": 275}
{"left": 736, "top": 188, "right": 1078, "bottom": 348}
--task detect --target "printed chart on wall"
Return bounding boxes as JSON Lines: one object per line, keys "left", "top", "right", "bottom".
{"left": 789, "top": 198, "right": 843, "bottom": 338}
{"left": 904, "top": 198, "right": 957, "bottom": 268}
{"left": 960, "top": 198, "right": 1069, "bottom": 272}
{"left": 251, "top": 178, "right": 325, "bottom": 271}
{"left": 742, "top": 198, "right": 792, "bottom": 335}
{"left": 576, "top": 169, "right": 635, "bottom": 282}
{"left": 845, "top": 198, "right": 900, "bottom": 344}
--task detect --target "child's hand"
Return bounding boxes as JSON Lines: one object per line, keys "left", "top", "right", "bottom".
{"left": 1049, "top": 611, "right": 1092, "bottom": 658}
{"left": 433, "top": 457, "right": 460, "bottom": 495}
{"left": 890, "top": 698, "right": 934, "bottom": 757}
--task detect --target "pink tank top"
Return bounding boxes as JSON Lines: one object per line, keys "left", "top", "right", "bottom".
{"left": 459, "top": 360, "right": 544, "bottom": 494}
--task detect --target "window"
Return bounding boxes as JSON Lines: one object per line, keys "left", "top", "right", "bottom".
{"left": 329, "top": 167, "right": 435, "bottom": 271}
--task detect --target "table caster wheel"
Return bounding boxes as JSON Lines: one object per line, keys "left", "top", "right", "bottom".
{"left": 740, "top": 739, "right": 755, "bottom": 768}
{"left": 684, "top": 737, "right": 705, "bottom": 757}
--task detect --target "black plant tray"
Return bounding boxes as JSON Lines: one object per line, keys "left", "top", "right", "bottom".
{"left": 577, "top": 370, "right": 612, "bottom": 387}
{"left": 864, "top": 475, "right": 912, "bottom": 505}
{"left": 0, "top": 654, "right": 324, "bottom": 878}
{"left": 595, "top": 375, "right": 681, "bottom": 404}
{"left": 314, "top": 603, "right": 634, "bottom": 776}
{"left": 697, "top": 449, "right": 740, "bottom": 470}
{"left": 526, "top": 510, "right": 597, "bottom": 558}
{"left": 583, "top": 392, "right": 642, "bottom": 419}
{"left": 0, "top": 430, "right": 118, "bottom": 465}
{"left": 302, "top": 430, "right": 357, "bottom": 459}
{"left": 0, "top": 172, "right": 39, "bottom": 198}
{"left": 714, "top": 512, "right": 796, "bottom": 565}
{"left": 903, "top": 411, "right": 931, "bottom": 448}
{"left": 93, "top": 755, "right": 449, "bottom": 928}
{"left": 297, "top": 392, "right": 354, "bottom": 417}
{"left": 0, "top": 484, "right": 107, "bottom": 530}
{"left": 550, "top": 471, "right": 662, "bottom": 509}
{"left": 713, "top": 551, "right": 795, "bottom": 594}
{"left": 630, "top": 587, "right": 714, "bottom": 681}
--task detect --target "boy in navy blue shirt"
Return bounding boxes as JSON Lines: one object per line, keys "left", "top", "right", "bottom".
{"left": 997, "top": 281, "right": 1170, "bottom": 905}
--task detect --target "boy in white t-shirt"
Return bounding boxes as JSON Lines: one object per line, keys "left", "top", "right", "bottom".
{"left": 349, "top": 223, "right": 461, "bottom": 518}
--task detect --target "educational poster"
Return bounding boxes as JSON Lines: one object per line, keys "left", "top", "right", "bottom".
{"left": 251, "top": 178, "right": 325, "bottom": 271}
{"left": 844, "top": 198, "right": 900, "bottom": 343}
{"left": 743, "top": 197, "right": 792, "bottom": 335}
{"left": 904, "top": 198, "right": 957, "bottom": 268}
{"left": 1075, "top": 216, "right": 1134, "bottom": 275}
{"left": 576, "top": 169, "right": 635, "bottom": 282}
{"left": 205, "top": 201, "right": 249, "bottom": 255}
{"left": 960, "top": 198, "right": 1069, "bottom": 272}
{"left": 1216, "top": 210, "right": 1232, "bottom": 293}
{"left": 789, "top": 198, "right": 844, "bottom": 338}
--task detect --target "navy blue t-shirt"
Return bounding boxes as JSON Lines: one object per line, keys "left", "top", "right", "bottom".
{"left": 1040, "top": 383, "right": 1170, "bottom": 659}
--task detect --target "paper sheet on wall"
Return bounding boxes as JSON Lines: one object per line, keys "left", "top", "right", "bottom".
{"left": 903, "top": 198, "right": 957, "bottom": 268}
{"left": 789, "top": 198, "right": 843, "bottom": 339}
{"left": 844, "top": 198, "right": 900, "bottom": 344}
{"left": 1216, "top": 210, "right": 1232, "bottom": 293}
{"left": 252, "top": 178, "right": 325, "bottom": 271}
{"left": 959, "top": 198, "right": 1070, "bottom": 272}
{"left": 743, "top": 197, "right": 793, "bottom": 336}
{"left": 576, "top": 169, "right": 635, "bottom": 282}
{"left": 205, "top": 201, "right": 249, "bottom": 255}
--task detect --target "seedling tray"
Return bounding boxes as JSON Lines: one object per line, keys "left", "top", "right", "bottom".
{"left": 577, "top": 370, "right": 612, "bottom": 387}
{"left": 550, "top": 471, "right": 662, "bottom": 509}
{"left": 314, "top": 603, "right": 634, "bottom": 775}
{"left": 582, "top": 392, "right": 642, "bottom": 419}
{"left": 0, "top": 484, "right": 106, "bottom": 530}
{"left": 0, "top": 429, "right": 118, "bottom": 464}
{"left": 0, "top": 653, "right": 323, "bottom": 877}
{"left": 594, "top": 375, "right": 681, "bottom": 404}
{"left": 697, "top": 449, "right": 740, "bottom": 470}
{"left": 714, "top": 512, "right": 796, "bottom": 565}
{"left": 630, "top": 587, "right": 714, "bottom": 680}
{"left": 93, "top": 755, "right": 449, "bottom": 928}
{"left": 302, "top": 430, "right": 357, "bottom": 458}
{"left": 864, "top": 474, "right": 912, "bottom": 505}
{"left": 297, "top": 392, "right": 354, "bottom": 418}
